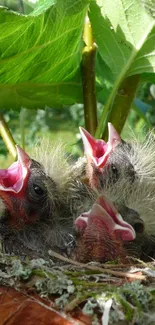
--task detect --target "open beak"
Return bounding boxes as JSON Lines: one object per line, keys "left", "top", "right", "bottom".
{"left": 79, "top": 123, "right": 121, "bottom": 168}
{"left": 0, "top": 145, "right": 31, "bottom": 194}
{"left": 75, "top": 196, "right": 136, "bottom": 242}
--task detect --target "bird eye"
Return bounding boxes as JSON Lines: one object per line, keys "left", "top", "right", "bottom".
{"left": 111, "top": 164, "right": 119, "bottom": 179}
{"left": 107, "top": 163, "right": 119, "bottom": 184}
{"left": 133, "top": 220, "right": 144, "bottom": 233}
{"left": 33, "top": 184, "right": 45, "bottom": 196}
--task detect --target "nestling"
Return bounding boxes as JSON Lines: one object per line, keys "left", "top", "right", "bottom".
{"left": 77, "top": 124, "right": 155, "bottom": 259}
{"left": 0, "top": 142, "right": 143, "bottom": 262}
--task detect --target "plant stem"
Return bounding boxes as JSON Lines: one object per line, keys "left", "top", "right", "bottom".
{"left": 95, "top": 73, "right": 140, "bottom": 140}
{"left": 95, "top": 39, "right": 142, "bottom": 139}
{"left": 0, "top": 113, "right": 17, "bottom": 159}
{"left": 48, "top": 250, "right": 145, "bottom": 280}
{"left": 65, "top": 292, "right": 95, "bottom": 312}
{"left": 101, "top": 75, "right": 140, "bottom": 139}
{"left": 81, "top": 15, "right": 98, "bottom": 136}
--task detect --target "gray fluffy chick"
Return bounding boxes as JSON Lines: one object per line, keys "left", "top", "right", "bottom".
{"left": 0, "top": 139, "right": 144, "bottom": 262}
{"left": 0, "top": 143, "right": 76, "bottom": 258}
{"left": 73, "top": 125, "right": 155, "bottom": 260}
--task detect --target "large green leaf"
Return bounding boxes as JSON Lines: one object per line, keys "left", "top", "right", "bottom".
{"left": 89, "top": 0, "right": 155, "bottom": 137}
{"left": 90, "top": 0, "right": 155, "bottom": 79}
{"left": 0, "top": 0, "right": 89, "bottom": 109}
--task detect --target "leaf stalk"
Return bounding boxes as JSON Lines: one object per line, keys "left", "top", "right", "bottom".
{"left": 81, "top": 15, "right": 98, "bottom": 136}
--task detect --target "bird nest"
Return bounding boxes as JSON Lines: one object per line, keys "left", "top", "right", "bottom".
{"left": 0, "top": 251, "right": 155, "bottom": 325}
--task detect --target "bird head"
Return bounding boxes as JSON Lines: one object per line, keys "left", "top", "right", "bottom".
{"left": 79, "top": 123, "right": 121, "bottom": 168}
{"left": 0, "top": 145, "right": 59, "bottom": 229}
{"left": 79, "top": 124, "right": 136, "bottom": 193}
{"left": 74, "top": 196, "right": 136, "bottom": 263}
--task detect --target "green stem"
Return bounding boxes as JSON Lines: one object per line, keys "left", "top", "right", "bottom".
{"left": 114, "top": 292, "right": 134, "bottom": 321}
{"left": 95, "top": 74, "right": 140, "bottom": 140}
{"left": 81, "top": 15, "right": 98, "bottom": 136}
{"left": 102, "top": 75, "right": 140, "bottom": 139}
{"left": 65, "top": 291, "right": 99, "bottom": 312}
{"left": 95, "top": 41, "right": 143, "bottom": 139}
{"left": 0, "top": 113, "right": 17, "bottom": 159}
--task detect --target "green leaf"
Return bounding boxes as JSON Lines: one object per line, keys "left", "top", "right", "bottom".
{"left": 0, "top": 80, "right": 82, "bottom": 109}
{"left": 90, "top": 0, "right": 155, "bottom": 78}
{"left": 141, "top": 72, "right": 155, "bottom": 83}
{"left": 89, "top": 0, "right": 155, "bottom": 137}
{"left": 0, "top": 0, "right": 89, "bottom": 109}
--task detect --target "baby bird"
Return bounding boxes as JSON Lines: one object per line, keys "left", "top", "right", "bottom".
{"left": 74, "top": 196, "right": 136, "bottom": 263}
{"left": 0, "top": 143, "right": 75, "bottom": 258}
{"left": 0, "top": 141, "right": 144, "bottom": 263}
{"left": 78, "top": 123, "right": 135, "bottom": 196}
{"left": 77, "top": 124, "right": 155, "bottom": 259}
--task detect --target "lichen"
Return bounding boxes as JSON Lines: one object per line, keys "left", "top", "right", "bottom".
{"left": 11, "top": 259, "right": 32, "bottom": 280}
{"left": 35, "top": 275, "right": 75, "bottom": 297}
{"left": 0, "top": 252, "right": 155, "bottom": 324}
{"left": 82, "top": 298, "right": 98, "bottom": 315}
{"left": 121, "top": 281, "right": 151, "bottom": 310}
{"left": 55, "top": 293, "right": 70, "bottom": 308}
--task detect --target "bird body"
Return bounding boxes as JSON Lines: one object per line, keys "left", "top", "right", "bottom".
{"left": 78, "top": 125, "right": 155, "bottom": 231}
{"left": 0, "top": 138, "right": 141, "bottom": 262}
{"left": 0, "top": 142, "right": 76, "bottom": 258}
{"left": 1, "top": 128, "right": 155, "bottom": 262}
{"left": 74, "top": 125, "right": 155, "bottom": 260}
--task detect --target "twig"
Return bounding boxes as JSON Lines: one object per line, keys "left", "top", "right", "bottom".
{"left": 81, "top": 15, "right": 98, "bottom": 136}
{"left": 48, "top": 250, "right": 146, "bottom": 280}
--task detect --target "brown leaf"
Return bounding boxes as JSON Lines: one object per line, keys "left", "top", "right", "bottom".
{"left": 0, "top": 287, "right": 87, "bottom": 325}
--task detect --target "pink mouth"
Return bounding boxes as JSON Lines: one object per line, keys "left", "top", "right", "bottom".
{"left": 75, "top": 196, "right": 135, "bottom": 242}
{"left": 0, "top": 146, "right": 31, "bottom": 193}
{"left": 79, "top": 123, "right": 121, "bottom": 168}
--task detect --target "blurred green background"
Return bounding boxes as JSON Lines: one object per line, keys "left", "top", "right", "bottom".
{"left": 0, "top": 0, "right": 155, "bottom": 167}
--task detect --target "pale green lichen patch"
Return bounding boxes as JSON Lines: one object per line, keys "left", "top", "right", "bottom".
{"left": 35, "top": 275, "right": 75, "bottom": 297}
{"left": 11, "top": 259, "right": 32, "bottom": 280}
{"left": 0, "top": 252, "right": 155, "bottom": 324}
